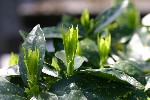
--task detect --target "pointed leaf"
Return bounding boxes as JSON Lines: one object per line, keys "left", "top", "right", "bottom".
{"left": 19, "top": 24, "right": 46, "bottom": 85}
{"left": 49, "top": 74, "right": 142, "bottom": 99}
{"left": 9, "top": 52, "right": 19, "bottom": 66}
{"left": 112, "top": 61, "right": 146, "bottom": 85}
{"left": 51, "top": 57, "right": 61, "bottom": 73}
{"left": 79, "top": 68, "right": 144, "bottom": 90}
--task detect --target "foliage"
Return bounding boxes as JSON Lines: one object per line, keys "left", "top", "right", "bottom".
{"left": 9, "top": 52, "right": 19, "bottom": 66}
{"left": 1, "top": 0, "right": 150, "bottom": 99}
{"left": 62, "top": 25, "right": 79, "bottom": 76}
{"left": 97, "top": 30, "right": 111, "bottom": 67}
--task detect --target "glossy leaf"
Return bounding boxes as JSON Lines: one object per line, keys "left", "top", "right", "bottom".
{"left": 55, "top": 50, "right": 66, "bottom": 66}
{"left": 49, "top": 74, "right": 143, "bottom": 99}
{"left": 74, "top": 56, "right": 86, "bottom": 70}
{"left": 0, "top": 65, "right": 20, "bottom": 76}
{"left": 79, "top": 68, "right": 144, "bottom": 90}
{"left": 37, "top": 92, "right": 58, "bottom": 100}
{"left": 55, "top": 50, "right": 85, "bottom": 70}
{"left": 42, "top": 65, "right": 59, "bottom": 78}
{"left": 80, "top": 38, "right": 100, "bottom": 67}
{"left": 42, "top": 26, "right": 63, "bottom": 38}
{"left": 19, "top": 24, "right": 46, "bottom": 85}
{"left": 94, "top": 0, "right": 129, "bottom": 33}
{"left": 0, "top": 95, "right": 27, "bottom": 100}
{"left": 0, "top": 77, "right": 26, "bottom": 100}
{"left": 112, "top": 61, "right": 146, "bottom": 85}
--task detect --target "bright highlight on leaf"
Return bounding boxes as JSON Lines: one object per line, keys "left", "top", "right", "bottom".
{"left": 97, "top": 30, "right": 111, "bottom": 67}
{"left": 9, "top": 52, "right": 19, "bottom": 66}
{"left": 51, "top": 57, "right": 61, "bottom": 73}
{"left": 62, "top": 25, "right": 79, "bottom": 76}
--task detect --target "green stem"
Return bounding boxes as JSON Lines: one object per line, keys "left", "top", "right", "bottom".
{"left": 67, "top": 61, "right": 74, "bottom": 76}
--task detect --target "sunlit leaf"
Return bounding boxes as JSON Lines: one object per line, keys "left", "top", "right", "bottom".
{"left": 79, "top": 68, "right": 144, "bottom": 90}
{"left": 9, "top": 52, "right": 19, "bottom": 66}
{"left": 112, "top": 61, "right": 146, "bottom": 85}
{"left": 19, "top": 24, "right": 46, "bottom": 85}
{"left": 49, "top": 74, "right": 145, "bottom": 99}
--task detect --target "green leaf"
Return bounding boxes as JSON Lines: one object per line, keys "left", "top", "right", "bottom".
{"left": 97, "top": 32, "right": 111, "bottom": 67}
{"left": 112, "top": 61, "right": 146, "bottom": 85}
{"left": 24, "top": 48, "right": 40, "bottom": 89}
{"left": 74, "top": 56, "right": 85, "bottom": 70}
{"left": 125, "top": 89, "right": 148, "bottom": 100}
{"left": 79, "top": 68, "right": 144, "bottom": 90}
{"left": 9, "top": 52, "right": 19, "bottom": 66}
{"left": 62, "top": 25, "right": 79, "bottom": 76}
{"left": 55, "top": 50, "right": 66, "bottom": 66}
{"left": 55, "top": 50, "right": 85, "bottom": 70}
{"left": 49, "top": 74, "right": 142, "bottom": 99}
{"left": 37, "top": 92, "right": 58, "bottom": 100}
{"left": 81, "top": 9, "right": 90, "bottom": 29}
{"left": 42, "top": 26, "right": 64, "bottom": 38}
{"left": 0, "top": 95, "right": 27, "bottom": 100}
{"left": 0, "top": 77, "right": 26, "bottom": 100}
{"left": 19, "top": 30, "right": 28, "bottom": 40}
{"left": 94, "top": 0, "right": 129, "bottom": 33}
{"left": 62, "top": 15, "right": 79, "bottom": 28}
{"left": 51, "top": 57, "right": 61, "bottom": 73}
{"left": 80, "top": 9, "right": 93, "bottom": 34}
{"left": 80, "top": 38, "right": 100, "bottom": 68}
{"left": 19, "top": 24, "right": 46, "bottom": 85}
{"left": 53, "top": 39, "right": 64, "bottom": 51}
{"left": 116, "top": 2, "right": 140, "bottom": 29}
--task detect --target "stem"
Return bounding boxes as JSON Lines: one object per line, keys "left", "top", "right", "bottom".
{"left": 67, "top": 61, "right": 74, "bottom": 76}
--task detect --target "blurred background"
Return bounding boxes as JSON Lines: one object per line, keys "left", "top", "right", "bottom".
{"left": 0, "top": 0, "right": 150, "bottom": 68}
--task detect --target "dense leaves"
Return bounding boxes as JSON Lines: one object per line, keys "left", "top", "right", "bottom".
{"left": 1, "top": 0, "right": 150, "bottom": 99}
{"left": 49, "top": 74, "right": 147, "bottom": 99}
{"left": 19, "top": 24, "right": 46, "bottom": 85}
